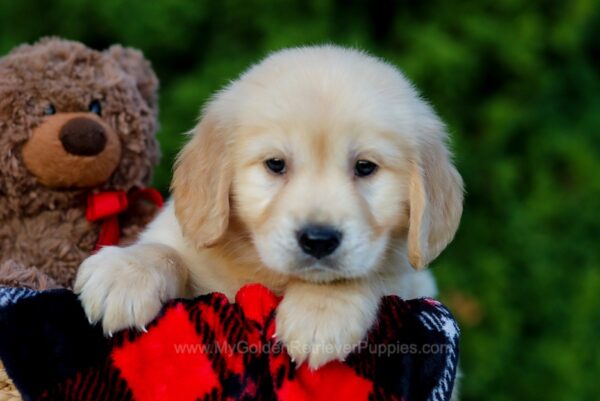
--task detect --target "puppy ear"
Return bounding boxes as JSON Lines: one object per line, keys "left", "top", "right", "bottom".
{"left": 171, "top": 110, "right": 232, "bottom": 248}
{"left": 407, "top": 131, "right": 464, "bottom": 269}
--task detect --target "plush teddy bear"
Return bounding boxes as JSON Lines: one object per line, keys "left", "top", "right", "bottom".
{"left": 0, "top": 37, "right": 161, "bottom": 290}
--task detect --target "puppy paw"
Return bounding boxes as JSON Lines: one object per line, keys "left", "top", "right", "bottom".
{"left": 275, "top": 282, "right": 379, "bottom": 370}
{"left": 74, "top": 244, "right": 184, "bottom": 336}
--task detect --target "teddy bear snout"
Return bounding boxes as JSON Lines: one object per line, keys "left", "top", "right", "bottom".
{"left": 59, "top": 117, "right": 107, "bottom": 156}
{"left": 22, "top": 112, "right": 122, "bottom": 188}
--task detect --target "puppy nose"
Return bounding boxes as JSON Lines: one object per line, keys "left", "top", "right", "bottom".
{"left": 297, "top": 225, "right": 342, "bottom": 259}
{"left": 59, "top": 117, "right": 107, "bottom": 156}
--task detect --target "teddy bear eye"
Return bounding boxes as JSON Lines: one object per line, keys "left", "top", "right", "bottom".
{"left": 44, "top": 104, "right": 56, "bottom": 116}
{"left": 89, "top": 100, "right": 102, "bottom": 116}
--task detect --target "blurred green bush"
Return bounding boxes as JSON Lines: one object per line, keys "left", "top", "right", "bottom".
{"left": 1, "top": 1, "right": 599, "bottom": 400}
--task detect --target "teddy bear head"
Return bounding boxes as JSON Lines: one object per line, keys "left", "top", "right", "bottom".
{"left": 0, "top": 37, "right": 160, "bottom": 219}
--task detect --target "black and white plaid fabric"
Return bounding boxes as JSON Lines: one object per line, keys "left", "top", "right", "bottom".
{"left": 0, "top": 286, "right": 38, "bottom": 308}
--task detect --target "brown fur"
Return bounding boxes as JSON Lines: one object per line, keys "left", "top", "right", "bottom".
{"left": 0, "top": 260, "right": 61, "bottom": 290}
{"left": 0, "top": 37, "right": 160, "bottom": 288}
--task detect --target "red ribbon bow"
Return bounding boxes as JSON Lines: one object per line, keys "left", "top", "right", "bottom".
{"left": 86, "top": 188, "right": 164, "bottom": 251}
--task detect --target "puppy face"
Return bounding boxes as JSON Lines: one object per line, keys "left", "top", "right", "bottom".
{"left": 173, "top": 46, "right": 463, "bottom": 283}
{"left": 230, "top": 108, "right": 412, "bottom": 282}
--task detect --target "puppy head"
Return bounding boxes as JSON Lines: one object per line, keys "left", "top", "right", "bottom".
{"left": 173, "top": 46, "right": 463, "bottom": 282}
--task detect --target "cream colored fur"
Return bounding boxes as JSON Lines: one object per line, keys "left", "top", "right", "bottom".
{"left": 75, "top": 45, "right": 463, "bottom": 372}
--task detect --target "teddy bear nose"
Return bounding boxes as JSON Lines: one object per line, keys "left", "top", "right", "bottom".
{"left": 59, "top": 117, "right": 107, "bottom": 156}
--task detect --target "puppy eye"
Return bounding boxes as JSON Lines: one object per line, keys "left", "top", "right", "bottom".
{"left": 354, "top": 160, "right": 378, "bottom": 177}
{"left": 265, "top": 158, "right": 286, "bottom": 174}
{"left": 89, "top": 100, "right": 102, "bottom": 116}
{"left": 44, "top": 104, "right": 56, "bottom": 116}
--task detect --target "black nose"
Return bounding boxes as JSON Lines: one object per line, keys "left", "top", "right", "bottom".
{"left": 297, "top": 225, "right": 342, "bottom": 259}
{"left": 59, "top": 117, "right": 107, "bottom": 156}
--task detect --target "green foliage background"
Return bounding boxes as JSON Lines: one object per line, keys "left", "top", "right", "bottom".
{"left": 1, "top": 1, "right": 599, "bottom": 400}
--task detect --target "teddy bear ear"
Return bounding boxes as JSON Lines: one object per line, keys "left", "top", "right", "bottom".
{"left": 106, "top": 45, "right": 158, "bottom": 110}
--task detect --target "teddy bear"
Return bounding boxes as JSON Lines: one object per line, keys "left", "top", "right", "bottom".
{"left": 0, "top": 37, "right": 162, "bottom": 290}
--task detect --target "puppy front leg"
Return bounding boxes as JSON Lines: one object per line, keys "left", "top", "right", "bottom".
{"left": 276, "top": 279, "right": 381, "bottom": 370}
{"left": 74, "top": 243, "right": 188, "bottom": 335}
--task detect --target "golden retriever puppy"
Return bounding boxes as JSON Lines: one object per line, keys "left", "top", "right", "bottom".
{"left": 75, "top": 45, "right": 463, "bottom": 370}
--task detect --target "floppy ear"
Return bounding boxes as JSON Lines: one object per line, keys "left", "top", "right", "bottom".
{"left": 171, "top": 110, "right": 232, "bottom": 248}
{"left": 407, "top": 133, "right": 464, "bottom": 269}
